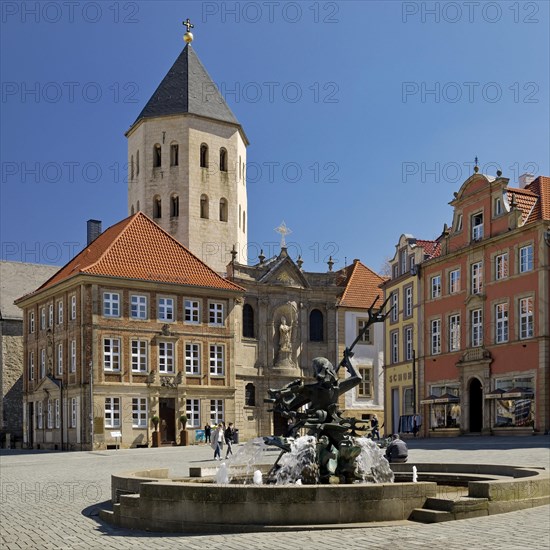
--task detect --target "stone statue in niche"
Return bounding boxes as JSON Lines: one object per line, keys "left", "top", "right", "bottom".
{"left": 279, "top": 316, "right": 292, "bottom": 352}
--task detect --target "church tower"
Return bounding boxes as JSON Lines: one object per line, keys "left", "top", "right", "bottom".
{"left": 126, "top": 30, "right": 248, "bottom": 273}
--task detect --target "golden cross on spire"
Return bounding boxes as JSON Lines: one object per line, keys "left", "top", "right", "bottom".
{"left": 275, "top": 221, "right": 292, "bottom": 248}
{"left": 183, "top": 18, "right": 194, "bottom": 32}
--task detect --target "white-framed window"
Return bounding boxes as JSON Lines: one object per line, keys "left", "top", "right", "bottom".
{"left": 48, "top": 304, "right": 54, "bottom": 327}
{"left": 185, "top": 299, "right": 200, "bottom": 323}
{"left": 495, "top": 253, "right": 508, "bottom": 280}
{"left": 57, "top": 300, "right": 63, "bottom": 325}
{"left": 519, "top": 245, "right": 533, "bottom": 273}
{"left": 131, "top": 295, "right": 147, "bottom": 320}
{"left": 471, "top": 309, "right": 483, "bottom": 347}
{"left": 455, "top": 213, "right": 463, "bottom": 232}
{"left": 494, "top": 196, "right": 503, "bottom": 216}
{"left": 40, "top": 307, "right": 46, "bottom": 330}
{"left": 158, "top": 297, "right": 174, "bottom": 322}
{"left": 471, "top": 262, "right": 483, "bottom": 294}
{"left": 104, "top": 397, "right": 120, "bottom": 428}
{"left": 209, "top": 302, "right": 224, "bottom": 325}
{"left": 132, "top": 398, "right": 147, "bottom": 428}
{"left": 391, "top": 292, "right": 398, "bottom": 322}
{"left": 210, "top": 399, "right": 224, "bottom": 425}
{"left": 70, "top": 339, "right": 76, "bottom": 373}
{"left": 400, "top": 249, "right": 407, "bottom": 276}
{"left": 71, "top": 397, "right": 77, "bottom": 428}
{"left": 404, "top": 326, "right": 413, "bottom": 361}
{"left": 28, "top": 352, "right": 34, "bottom": 381}
{"left": 519, "top": 297, "right": 534, "bottom": 339}
{"left": 448, "top": 314, "right": 460, "bottom": 351}
{"left": 186, "top": 399, "right": 200, "bottom": 428}
{"left": 29, "top": 311, "right": 35, "bottom": 334}
{"left": 185, "top": 343, "right": 201, "bottom": 374}
{"left": 131, "top": 339, "right": 148, "bottom": 372}
{"left": 57, "top": 343, "right": 63, "bottom": 376}
{"left": 55, "top": 399, "right": 60, "bottom": 429}
{"left": 37, "top": 401, "right": 43, "bottom": 429}
{"left": 471, "top": 212, "right": 483, "bottom": 241}
{"left": 40, "top": 349, "right": 46, "bottom": 378}
{"left": 392, "top": 264, "right": 399, "bottom": 279}
{"left": 103, "top": 338, "right": 121, "bottom": 372}
{"left": 431, "top": 319, "right": 441, "bottom": 355}
{"left": 404, "top": 286, "right": 413, "bottom": 317}
{"left": 158, "top": 341, "right": 175, "bottom": 373}
{"left": 431, "top": 275, "right": 441, "bottom": 299}
{"left": 391, "top": 331, "right": 399, "bottom": 364}
{"left": 357, "top": 318, "right": 372, "bottom": 345}
{"left": 47, "top": 400, "right": 52, "bottom": 429}
{"left": 357, "top": 367, "right": 372, "bottom": 398}
{"left": 209, "top": 344, "right": 224, "bottom": 376}
{"left": 495, "top": 303, "right": 509, "bottom": 344}
{"left": 103, "top": 292, "right": 120, "bottom": 317}
{"left": 71, "top": 295, "right": 77, "bottom": 320}
{"left": 449, "top": 269, "right": 460, "bottom": 294}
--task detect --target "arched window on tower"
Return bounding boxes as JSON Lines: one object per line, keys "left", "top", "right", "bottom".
{"left": 200, "top": 144, "right": 209, "bottom": 168}
{"left": 153, "top": 144, "right": 162, "bottom": 168}
{"left": 136, "top": 200, "right": 140, "bottom": 212}
{"left": 153, "top": 196, "right": 162, "bottom": 219}
{"left": 136, "top": 150, "right": 140, "bottom": 176}
{"left": 219, "top": 148, "right": 227, "bottom": 172}
{"left": 243, "top": 304, "right": 255, "bottom": 338}
{"left": 239, "top": 155, "right": 242, "bottom": 180}
{"left": 239, "top": 205, "right": 242, "bottom": 229}
{"left": 243, "top": 210, "right": 246, "bottom": 233}
{"left": 131, "top": 205, "right": 135, "bottom": 215}
{"left": 170, "top": 143, "right": 179, "bottom": 166}
{"left": 245, "top": 383, "right": 256, "bottom": 407}
{"left": 200, "top": 195, "right": 209, "bottom": 219}
{"left": 309, "top": 309, "right": 324, "bottom": 342}
{"left": 130, "top": 155, "right": 134, "bottom": 180}
{"left": 170, "top": 194, "right": 179, "bottom": 217}
{"left": 219, "top": 198, "right": 228, "bottom": 222}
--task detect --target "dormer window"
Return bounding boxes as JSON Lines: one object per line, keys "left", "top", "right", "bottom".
{"left": 494, "top": 196, "right": 503, "bottom": 216}
{"left": 455, "top": 213, "right": 463, "bottom": 232}
{"left": 471, "top": 212, "right": 483, "bottom": 241}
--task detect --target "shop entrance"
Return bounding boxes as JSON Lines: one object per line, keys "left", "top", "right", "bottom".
{"left": 469, "top": 378, "right": 483, "bottom": 432}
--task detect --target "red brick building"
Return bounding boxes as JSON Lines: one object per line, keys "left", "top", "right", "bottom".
{"left": 420, "top": 172, "right": 549, "bottom": 436}
{"left": 16, "top": 213, "right": 244, "bottom": 450}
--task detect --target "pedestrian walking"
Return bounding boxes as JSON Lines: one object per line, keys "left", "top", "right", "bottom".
{"left": 204, "top": 422, "right": 211, "bottom": 444}
{"left": 211, "top": 423, "right": 224, "bottom": 460}
{"left": 370, "top": 414, "right": 380, "bottom": 441}
{"left": 224, "top": 422, "right": 235, "bottom": 459}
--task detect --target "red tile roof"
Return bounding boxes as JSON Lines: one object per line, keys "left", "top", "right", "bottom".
{"left": 34, "top": 213, "right": 244, "bottom": 294}
{"left": 338, "top": 260, "right": 385, "bottom": 309}
{"left": 507, "top": 176, "right": 550, "bottom": 224}
{"left": 415, "top": 239, "right": 441, "bottom": 259}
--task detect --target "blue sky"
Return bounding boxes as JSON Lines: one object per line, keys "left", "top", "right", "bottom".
{"left": 1, "top": 1, "right": 549, "bottom": 273}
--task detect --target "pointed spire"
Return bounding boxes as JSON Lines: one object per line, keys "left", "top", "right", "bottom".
{"left": 130, "top": 45, "right": 241, "bottom": 131}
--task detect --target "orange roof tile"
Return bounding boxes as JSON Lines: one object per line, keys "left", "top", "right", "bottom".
{"left": 415, "top": 239, "right": 441, "bottom": 259}
{"left": 506, "top": 187, "right": 539, "bottom": 224}
{"left": 526, "top": 176, "right": 550, "bottom": 221}
{"left": 34, "top": 213, "right": 244, "bottom": 294}
{"left": 338, "top": 260, "right": 385, "bottom": 309}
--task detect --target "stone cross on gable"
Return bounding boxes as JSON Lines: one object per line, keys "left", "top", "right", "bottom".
{"left": 275, "top": 221, "right": 292, "bottom": 248}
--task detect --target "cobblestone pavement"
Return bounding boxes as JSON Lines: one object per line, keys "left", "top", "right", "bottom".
{"left": 1, "top": 436, "right": 549, "bottom": 549}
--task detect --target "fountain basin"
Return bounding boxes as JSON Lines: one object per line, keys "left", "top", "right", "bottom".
{"left": 100, "top": 463, "right": 549, "bottom": 532}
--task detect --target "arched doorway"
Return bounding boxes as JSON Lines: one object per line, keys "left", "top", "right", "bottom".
{"left": 469, "top": 378, "right": 483, "bottom": 432}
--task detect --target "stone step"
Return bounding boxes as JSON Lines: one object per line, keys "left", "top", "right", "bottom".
{"left": 409, "top": 508, "right": 454, "bottom": 523}
{"left": 425, "top": 497, "right": 489, "bottom": 513}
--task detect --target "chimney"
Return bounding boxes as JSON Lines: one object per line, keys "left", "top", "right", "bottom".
{"left": 87, "top": 219, "right": 102, "bottom": 245}
{"left": 518, "top": 173, "right": 535, "bottom": 189}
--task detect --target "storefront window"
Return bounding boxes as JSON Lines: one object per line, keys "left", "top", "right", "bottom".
{"left": 492, "top": 377, "right": 534, "bottom": 427}
{"left": 426, "top": 385, "right": 460, "bottom": 429}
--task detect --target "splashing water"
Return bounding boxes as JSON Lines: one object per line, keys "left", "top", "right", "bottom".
{"left": 216, "top": 462, "right": 229, "bottom": 484}
{"left": 412, "top": 465, "right": 418, "bottom": 483}
{"left": 223, "top": 437, "right": 273, "bottom": 484}
{"left": 354, "top": 437, "right": 395, "bottom": 484}
{"left": 274, "top": 436, "right": 318, "bottom": 485}
{"left": 253, "top": 470, "right": 263, "bottom": 485}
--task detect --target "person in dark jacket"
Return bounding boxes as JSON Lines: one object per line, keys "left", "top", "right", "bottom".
{"left": 385, "top": 434, "right": 408, "bottom": 463}
{"left": 204, "top": 423, "right": 211, "bottom": 444}
{"left": 224, "top": 422, "right": 235, "bottom": 459}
